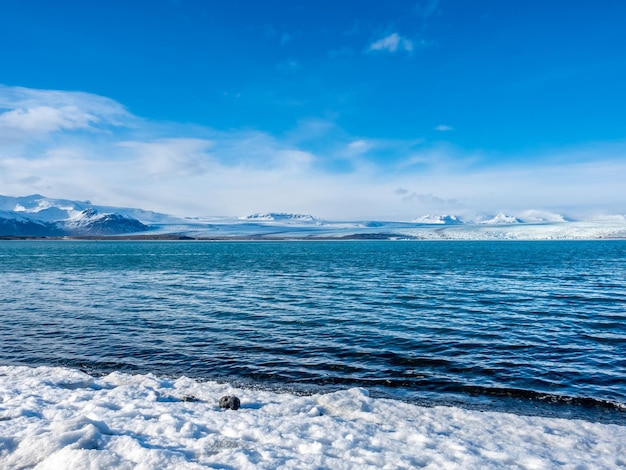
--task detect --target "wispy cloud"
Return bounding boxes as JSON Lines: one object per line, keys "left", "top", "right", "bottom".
{"left": 280, "top": 33, "right": 292, "bottom": 46}
{"left": 0, "top": 105, "right": 98, "bottom": 134}
{"left": 117, "top": 138, "right": 214, "bottom": 177}
{"left": 414, "top": 0, "right": 439, "bottom": 20}
{"left": 0, "top": 85, "right": 132, "bottom": 145}
{"left": 0, "top": 85, "right": 131, "bottom": 127}
{"left": 368, "top": 33, "right": 413, "bottom": 53}
{"left": 276, "top": 59, "right": 302, "bottom": 73}
{"left": 347, "top": 139, "right": 374, "bottom": 155}
{"left": 434, "top": 124, "right": 453, "bottom": 131}
{"left": 396, "top": 188, "right": 465, "bottom": 209}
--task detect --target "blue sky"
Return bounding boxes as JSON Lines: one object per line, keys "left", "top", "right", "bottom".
{"left": 1, "top": 0, "right": 625, "bottom": 220}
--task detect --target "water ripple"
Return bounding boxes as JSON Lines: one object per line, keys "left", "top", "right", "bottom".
{"left": 1, "top": 240, "right": 625, "bottom": 419}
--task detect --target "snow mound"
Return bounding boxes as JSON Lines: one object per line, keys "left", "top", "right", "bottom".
{"left": 479, "top": 213, "right": 522, "bottom": 224}
{"left": 414, "top": 214, "right": 464, "bottom": 225}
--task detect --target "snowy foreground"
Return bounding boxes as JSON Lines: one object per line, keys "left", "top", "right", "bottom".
{"left": 1, "top": 367, "right": 625, "bottom": 469}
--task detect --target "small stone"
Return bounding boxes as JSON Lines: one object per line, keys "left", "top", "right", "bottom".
{"left": 181, "top": 395, "right": 198, "bottom": 402}
{"left": 219, "top": 395, "right": 241, "bottom": 410}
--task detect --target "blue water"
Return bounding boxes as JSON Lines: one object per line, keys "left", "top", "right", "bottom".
{"left": 1, "top": 240, "right": 625, "bottom": 421}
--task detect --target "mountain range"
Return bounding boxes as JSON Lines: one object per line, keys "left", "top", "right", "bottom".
{"left": 1, "top": 194, "right": 625, "bottom": 240}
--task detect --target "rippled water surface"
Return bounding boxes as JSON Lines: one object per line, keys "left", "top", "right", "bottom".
{"left": 1, "top": 240, "right": 625, "bottom": 419}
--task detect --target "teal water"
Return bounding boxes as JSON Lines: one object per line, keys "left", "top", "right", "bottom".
{"left": 1, "top": 240, "right": 625, "bottom": 420}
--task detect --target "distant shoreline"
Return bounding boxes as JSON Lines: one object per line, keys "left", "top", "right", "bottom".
{"left": 2, "top": 233, "right": 626, "bottom": 241}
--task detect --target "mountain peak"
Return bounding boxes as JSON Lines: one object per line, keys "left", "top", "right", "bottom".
{"left": 0, "top": 195, "right": 147, "bottom": 236}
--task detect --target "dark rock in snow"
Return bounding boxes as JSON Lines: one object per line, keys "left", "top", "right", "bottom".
{"left": 219, "top": 395, "right": 241, "bottom": 410}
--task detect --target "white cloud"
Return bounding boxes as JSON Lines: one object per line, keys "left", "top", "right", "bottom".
{"left": 1, "top": 85, "right": 625, "bottom": 220}
{"left": 347, "top": 139, "right": 374, "bottom": 155}
{"left": 117, "top": 138, "right": 214, "bottom": 177}
{"left": 435, "top": 124, "right": 453, "bottom": 131}
{"left": 0, "top": 85, "right": 133, "bottom": 144}
{"left": 397, "top": 190, "right": 463, "bottom": 208}
{"left": 0, "top": 85, "right": 131, "bottom": 126}
{"left": 0, "top": 105, "right": 97, "bottom": 133}
{"left": 368, "top": 33, "right": 414, "bottom": 53}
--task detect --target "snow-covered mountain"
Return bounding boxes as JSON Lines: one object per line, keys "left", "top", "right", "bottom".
{"left": 0, "top": 209, "right": 57, "bottom": 236}
{"left": 1, "top": 194, "right": 625, "bottom": 240}
{"left": 0, "top": 195, "right": 148, "bottom": 237}
{"left": 62, "top": 208, "right": 148, "bottom": 235}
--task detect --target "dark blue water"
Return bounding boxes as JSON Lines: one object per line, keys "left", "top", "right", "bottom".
{"left": 1, "top": 240, "right": 625, "bottom": 421}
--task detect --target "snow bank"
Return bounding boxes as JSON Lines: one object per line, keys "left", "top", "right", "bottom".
{"left": 399, "top": 221, "right": 626, "bottom": 240}
{"left": 1, "top": 366, "right": 624, "bottom": 469}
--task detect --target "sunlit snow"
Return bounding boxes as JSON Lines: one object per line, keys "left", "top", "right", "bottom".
{"left": 1, "top": 366, "right": 624, "bottom": 469}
